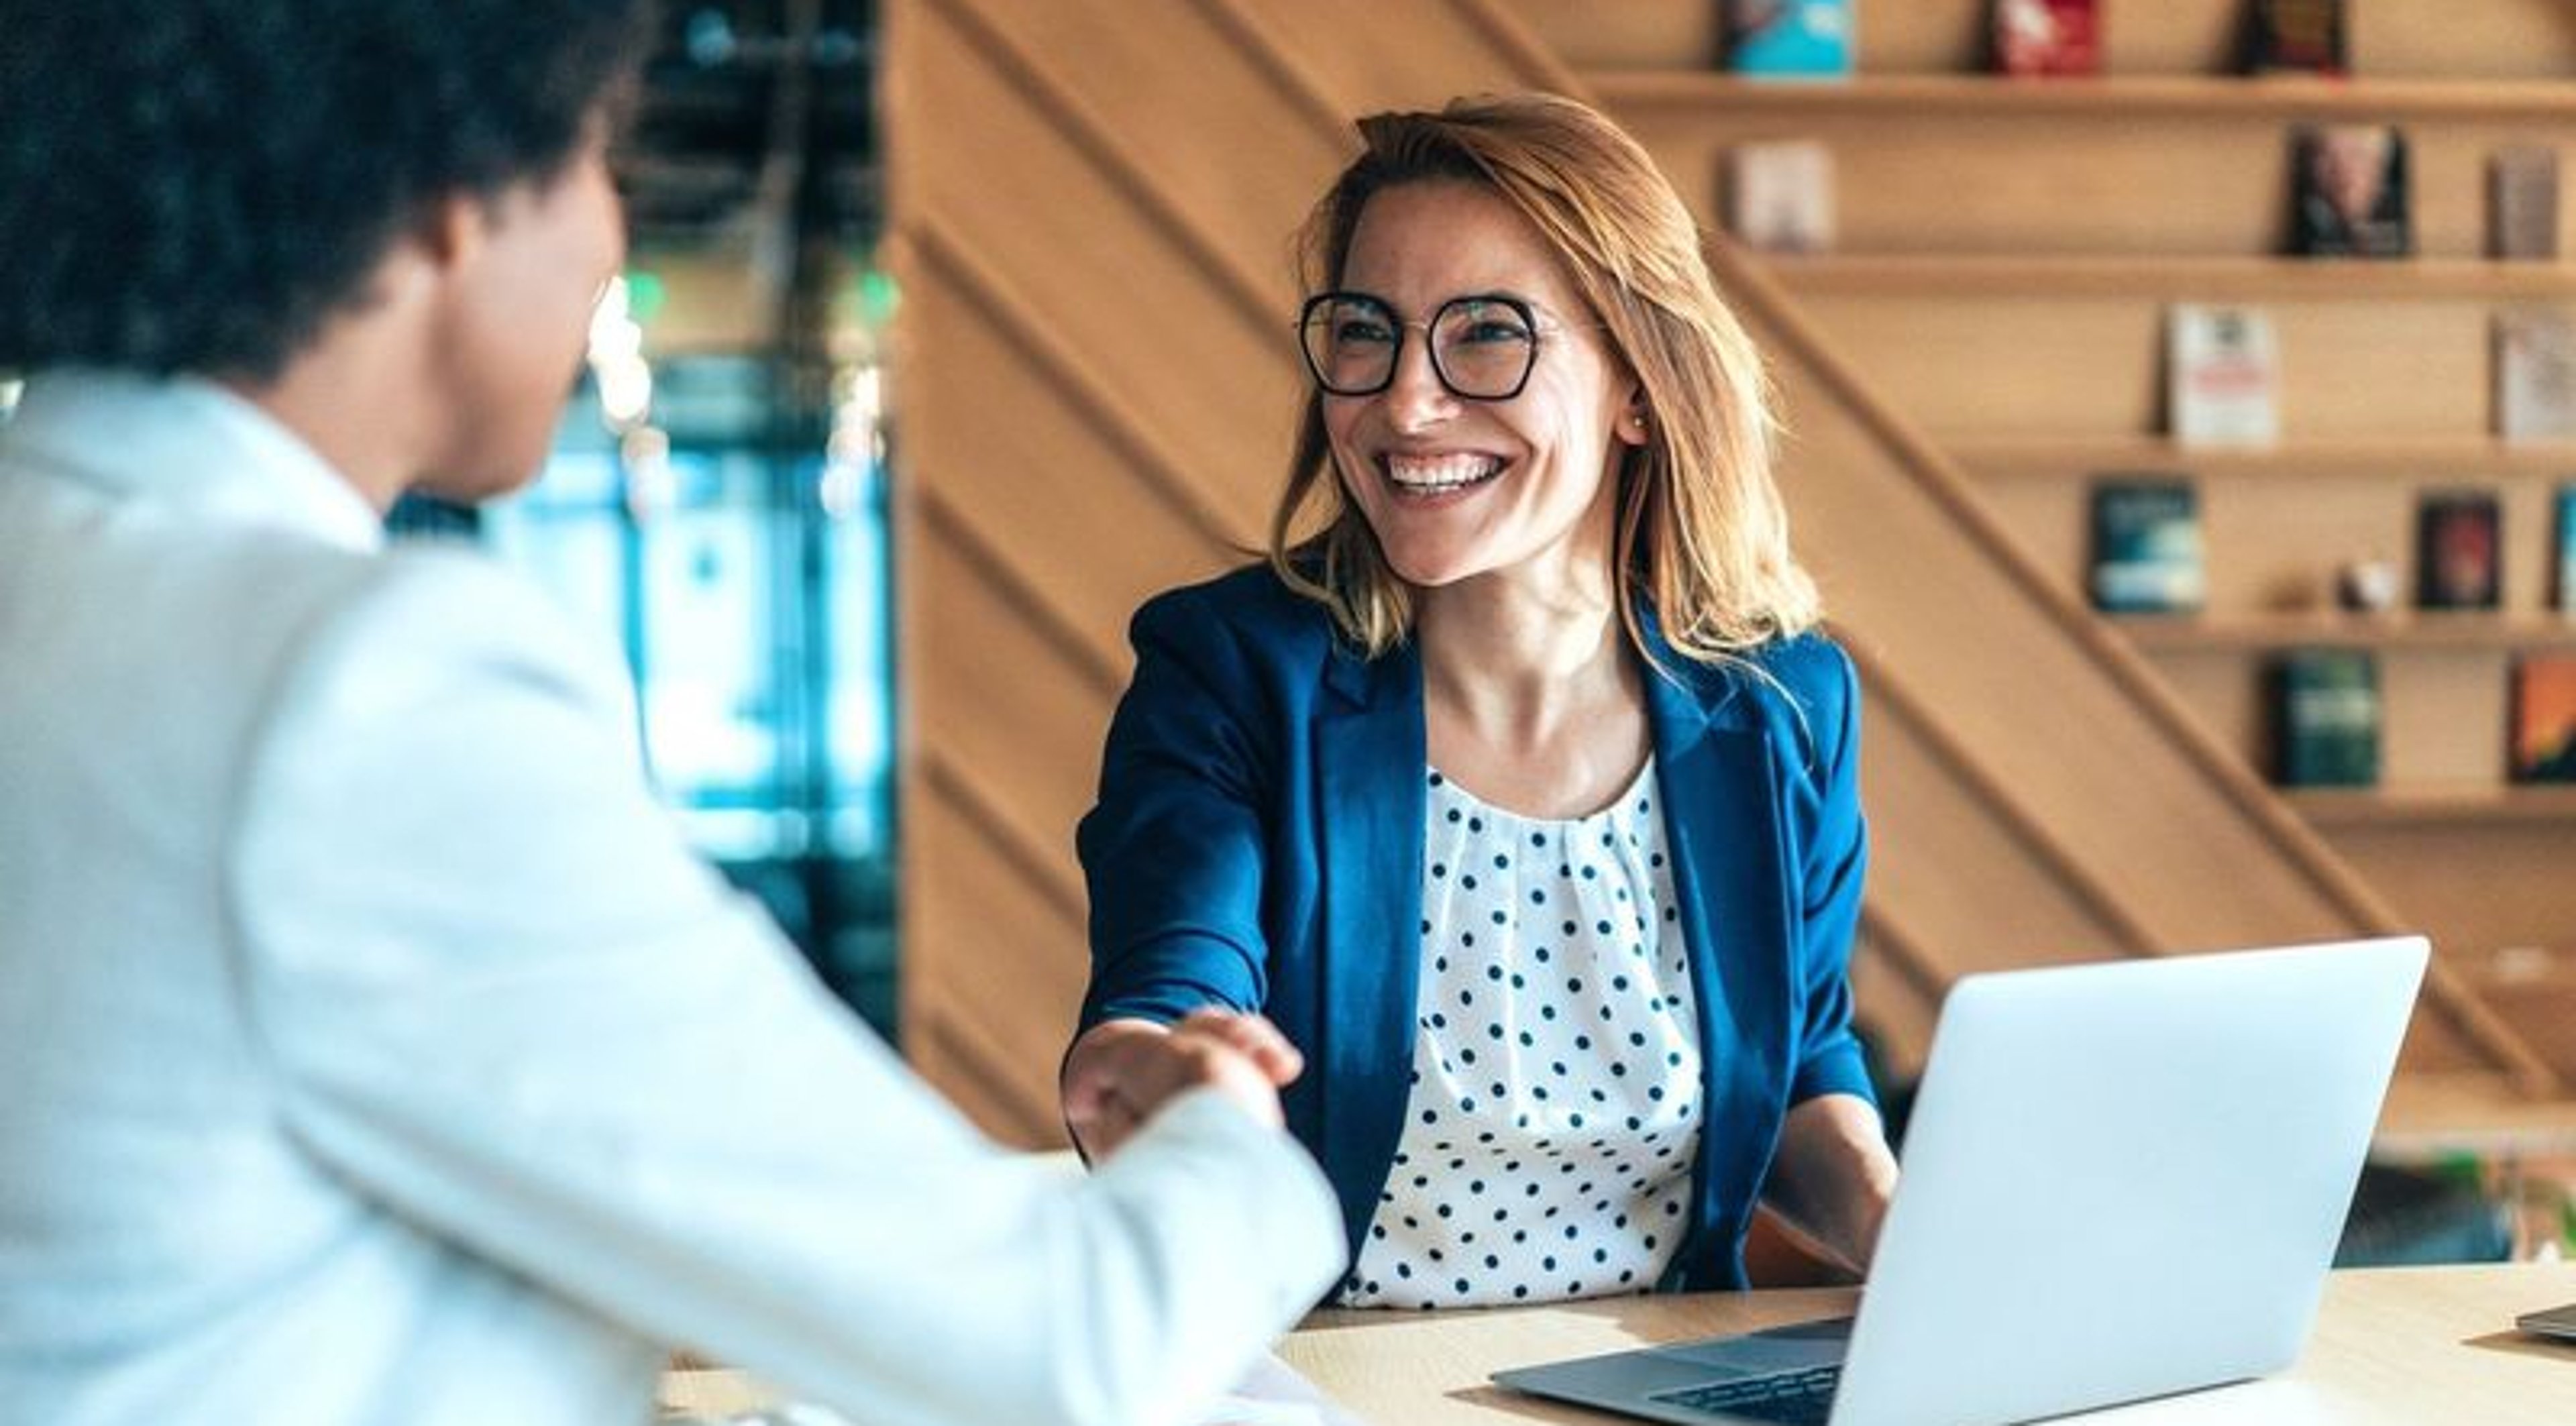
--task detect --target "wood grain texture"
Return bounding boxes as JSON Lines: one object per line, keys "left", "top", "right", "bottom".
{"left": 885, "top": 0, "right": 2564, "bottom": 1149}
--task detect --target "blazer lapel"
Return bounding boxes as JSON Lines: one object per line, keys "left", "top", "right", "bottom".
{"left": 1313, "top": 639, "right": 1428, "bottom": 1247}
{"left": 1645, "top": 647, "right": 1795, "bottom": 1283}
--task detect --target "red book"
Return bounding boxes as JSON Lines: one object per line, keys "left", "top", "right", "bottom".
{"left": 1994, "top": 0, "right": 2100, "bottom": 76}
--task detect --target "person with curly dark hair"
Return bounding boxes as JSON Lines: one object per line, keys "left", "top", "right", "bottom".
{"left": 0, "top": 5, "right": 1342, "bottom": 1423}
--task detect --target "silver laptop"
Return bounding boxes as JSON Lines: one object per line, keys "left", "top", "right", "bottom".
{"left": 1493, "top": 936, "right": 2428, "bottom": 1426}
{"left": 2520, "top": 1303, "right": 2576, "bottom": 1342}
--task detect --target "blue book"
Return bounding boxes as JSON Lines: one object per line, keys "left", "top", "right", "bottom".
{"left": 2271, "top": 649, "right": 2380, "bottom": 788}
{"left": 2555, "top": 484, "right": 2576, "bottom": 613}
{"left": 2088, "top": 476, "right": 2205, "bottom": 614}
{"left": 1727, "top": 0, "right": 1855, "bottom": 78}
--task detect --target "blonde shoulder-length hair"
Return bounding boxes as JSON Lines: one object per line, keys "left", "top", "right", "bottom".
{"left": 1267, "top": 91, "right": 1819, "bottom": 667}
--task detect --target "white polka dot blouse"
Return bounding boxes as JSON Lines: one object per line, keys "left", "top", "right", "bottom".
{"left": 1339, "top": 760, "right": 1704, "bottom": 1308}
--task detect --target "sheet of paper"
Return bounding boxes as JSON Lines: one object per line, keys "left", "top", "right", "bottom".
{"left": 1191, "top": 1351, "right": 1369, "bottom": 1426}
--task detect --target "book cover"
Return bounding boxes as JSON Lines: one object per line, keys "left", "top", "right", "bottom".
{"left": 2290, "top": 125, "right": 2411, "bottom": 259}
{"left": 1725, "top": 140, "right": 1835, "bottom": 253}
{"left": 2269, "top": 649, "right": 2379, "bottom": 787}
{"left": 2555, "top": 484, "right": 2576, "bottom": 614}
{"left": 2495, "top": 309, "right": 2576, "bottom": 443}
{"left": 2414, "top": 490, "right": 2503, "bottom": 610}
{"left": 1993, "top": 0, "right": 2098, "bottom": 76}
{"left": 2088, "top": 476, "right": 2205, "bottom": 613}
{"left": 1727, "top": 0, "right": 1855, "bottom": 78}
{"left": 2489, "top": 146, "right": 2561, "bottom": 260}
{"left": 2511, "top": 654, "right": 2576, "bottom": 783}
{"left": 2243, "top": 0, "right": 2345, "bottom": 74}
{"left": 2167, "top": 304, "right": 2279, "bottom": 447}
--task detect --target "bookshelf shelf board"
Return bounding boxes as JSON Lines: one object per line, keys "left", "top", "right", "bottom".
{"left": 1949, "top": 437, "right": 2576, "bottom": 483}
{"left": 1590, "top": 71, "right": 2576, "bottom": 123}
{"left": 1764, "top": 254, "right": 2576, "bottom": 301}
{"left": 2119, "top": 613, "right": 2576, "bottom": 653}
{"left": 2289, "top": 785, "right": 2576, "bottom": 826}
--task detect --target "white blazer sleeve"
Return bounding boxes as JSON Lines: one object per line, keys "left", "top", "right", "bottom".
{"left": 225, "top": 553, "right": 1345, "bottom": 1426}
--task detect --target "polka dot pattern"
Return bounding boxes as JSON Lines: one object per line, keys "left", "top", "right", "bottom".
{"left": 1341, "top": 760, "right": 1703, "bottom": 1309}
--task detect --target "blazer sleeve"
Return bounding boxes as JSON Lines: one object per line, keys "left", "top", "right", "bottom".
{"left": 1075, "top": 587, "right": 1281, "bottom": 1029}
{"left": 1786, "top": 640, "right": 1877, "bottom": 1107}
{"left": 228, "top": 555, "right": 1344, "bottom": 1426}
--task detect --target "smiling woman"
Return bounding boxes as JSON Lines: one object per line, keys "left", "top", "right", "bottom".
{"left": 1063, "top": 91, "right": 1902, "bottom": 1311}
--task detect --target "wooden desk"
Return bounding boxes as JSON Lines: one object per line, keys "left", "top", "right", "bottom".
{"left": 1278, "top": 1265, "right": 2576, "bottom": 1425}
{"left": 662, "top": 1265, "right": 2576, "bottom": 1423}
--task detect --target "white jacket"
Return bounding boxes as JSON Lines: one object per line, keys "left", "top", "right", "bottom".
{"left": 0, "top": 371, "right": 1343, "bottom": 1426}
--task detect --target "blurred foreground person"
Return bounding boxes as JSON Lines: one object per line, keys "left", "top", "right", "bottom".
{"left": 0, "top": 5, "right": 1341, "bottom": 1423}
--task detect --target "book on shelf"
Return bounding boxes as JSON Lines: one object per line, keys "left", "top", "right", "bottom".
{"left": 2269, "top": 648, "right": 2379, "bottom": 788}
{"left": 2087, "top": 476, "right": 2204, "bottom": 614}
{"left": 2489, "top": 146, "right": 2561, "bottom": 261}
{"left": 1992, "top": 0, "right": 2098, "bottom": 76}
{"left": 2414, "top": 490, "right": 2503, "bottom": 610}
{"left": 2494, "top": 309, "right": 2576, "bottom": 443}
{"left": 2512, "top": 654, "right": 2576, "bottom": 783}
{"left": 2289, "top": 125, "right": 2410, "bottom": 259}
{"left": 1725, "top": 140, "right": 1835, "bottom": 253}
{"left": 2166, "top": 305, "right": 2279, "bottom": 447}
{"left": 2241, "top": 0, "right": 2345, "bottom": 75}
{"left": 2555, "top": 484, "right": 2576, "bottom": 614}
{"left": 1725, "top": 0, "right": 1854, "bottom": 78}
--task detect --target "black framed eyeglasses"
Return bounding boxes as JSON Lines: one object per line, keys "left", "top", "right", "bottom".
{"left": 1297, "top": 290, "right": 1566, "bottom": 402}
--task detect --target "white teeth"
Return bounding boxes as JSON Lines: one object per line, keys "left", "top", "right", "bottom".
{"left": 1383, "top": 454, "right": 1502, "bottom": 491}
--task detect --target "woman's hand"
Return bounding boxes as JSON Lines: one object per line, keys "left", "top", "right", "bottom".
{"left": 1763, "top": 1093, "right": 1900, "bottom": 1276}
{"left": 1061, "top": 1010, "right": 1306, "bottom": 1160}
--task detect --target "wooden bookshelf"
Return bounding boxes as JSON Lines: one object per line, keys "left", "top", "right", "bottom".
{"left": 2118, "top": 613, "right": 2576, "bottom": 653}
{"left": 1767, "top": 254, "right": 2576, "bottom": 301}
{"left": 1564, "top": 0, "right": 2576, "bottom": 1012}
{"left": 1591, "top": 71, "right": 2576, "bottom": 122}
{"left": 1950, "top": 437, "right": 2576, "bottom": 483}
{"left": 2290, "top": 785, "right": 2576, "bottom": 827}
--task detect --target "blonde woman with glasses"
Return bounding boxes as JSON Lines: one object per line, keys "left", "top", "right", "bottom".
{"left": 1063, "top": 92, "right": 1899, "bottom": 1309}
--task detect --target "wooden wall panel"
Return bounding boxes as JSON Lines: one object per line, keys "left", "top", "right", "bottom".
{"left": 908, "top": 783, "right": 1091, "bottom": 1142}
{"left": 890, "top": 0, "right": 2561, "bottom": 1146}
{"left": 1857, "top": 689, "right": 2141, "bottom": 971}
{"left": 904, "top": 0, "right": 1303, "bottom": 535}
{"left": 910, "top": 532, "right": 1118, "bottom": 859}
{"left": 908, "top": 267, "right": 1238, "bottom": 647}
{"left": 964, "top": 0, "right": 1351, "bottom": 281}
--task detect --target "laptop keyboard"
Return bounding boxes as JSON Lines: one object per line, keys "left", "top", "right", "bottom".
{"left": 1646, "top": 1364, "right": 1841, "bottom": 1424}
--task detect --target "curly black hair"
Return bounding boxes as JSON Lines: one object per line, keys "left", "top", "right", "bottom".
{"left": 0, "top": 0, "right": 656, "bottom": 380}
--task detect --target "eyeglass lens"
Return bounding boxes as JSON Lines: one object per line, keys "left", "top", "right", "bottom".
{"left": 1299, "top": 294, "right": 1539, "bottom": 400}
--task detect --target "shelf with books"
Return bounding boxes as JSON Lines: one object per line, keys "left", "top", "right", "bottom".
{"left": 1949, "top": 436, "right": 2576, "bottom": 484}
{"left": 1763, "top": 254, "right": 2576, "bottom": 301}
{"left": 2118, "top": 612, "right": 2576, "bottom": 653}
{"left": 2288, "top": 784, "right": 2576, "bottom": 826}
{"left": 1590, "top": 70, "right": 2576, "bottom": 123}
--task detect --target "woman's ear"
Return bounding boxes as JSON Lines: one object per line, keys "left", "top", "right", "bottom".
{"left": 1616, "top": 388, "right": 1652, "bottom": 447}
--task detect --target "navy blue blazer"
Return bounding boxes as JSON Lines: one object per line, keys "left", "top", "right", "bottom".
{"left": 1076, "top": 565, "right": 1875, "bottom": 1291}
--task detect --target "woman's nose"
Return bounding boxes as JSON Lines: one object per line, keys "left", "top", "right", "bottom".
{"left": 1380, "top": 332, "right": 1457, "bottom": 431}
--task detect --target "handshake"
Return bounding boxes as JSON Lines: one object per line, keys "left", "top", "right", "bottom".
{"left": 1060, "top": 1009, "right": 1305, "bottom": 1159}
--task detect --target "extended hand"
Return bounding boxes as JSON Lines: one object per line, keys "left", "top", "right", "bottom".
{"left": 1061, "top": 1010, "right": 1305, "bottom": 1160}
